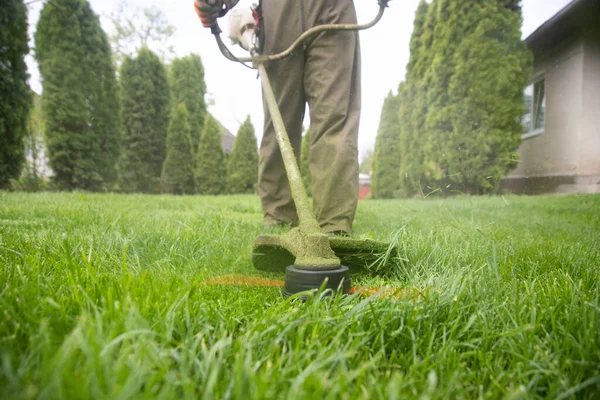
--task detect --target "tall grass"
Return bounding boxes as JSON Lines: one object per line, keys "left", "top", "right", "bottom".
{"left": 1, "top": 192, "right": 599, "bottom": 398}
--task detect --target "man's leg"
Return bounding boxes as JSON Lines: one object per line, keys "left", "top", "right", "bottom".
{"left": 258, "top": 0, "right": 306, "bottom": 226}
{"left": 303, "top": 0, "right": 361, "bottom": 234}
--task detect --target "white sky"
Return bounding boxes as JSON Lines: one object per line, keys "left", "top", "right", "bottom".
{"left": 25, "top": 0, "right": 572, "bottom": 159}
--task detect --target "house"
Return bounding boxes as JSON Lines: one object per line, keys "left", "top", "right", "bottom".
{"left": 504, "top": 0, "right": 600, "bottom": 194}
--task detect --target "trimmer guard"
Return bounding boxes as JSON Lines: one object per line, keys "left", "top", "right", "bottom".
{"left": 252, "top": 234, "right": 395, "bottom": 273}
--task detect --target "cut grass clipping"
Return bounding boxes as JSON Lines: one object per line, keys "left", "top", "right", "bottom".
{"left": 1, "top": 192, "right": 599, "bottom": 398}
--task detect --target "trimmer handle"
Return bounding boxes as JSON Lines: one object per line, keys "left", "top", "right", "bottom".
{"left": 210, "top": 22, "right": 221, "bottom": 36}
{"left": 211, "top": 0, "right": 391, "bottom": 66}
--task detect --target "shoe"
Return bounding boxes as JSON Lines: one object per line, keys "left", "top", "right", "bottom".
{"left": 263, "top": 215, "right": 298, "bottom": 231}
{"left": 325, "top": 230, "right": 350, "bottom": 237}
{"left": 263, "top": 220, "right": 296, "bottom": 233}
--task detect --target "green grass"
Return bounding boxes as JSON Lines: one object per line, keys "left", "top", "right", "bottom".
{"left": 1, "top": 192, "right": 599, "bottom": 399}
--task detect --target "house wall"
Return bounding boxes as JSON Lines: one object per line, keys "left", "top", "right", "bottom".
{"left": 509, "top": 37, "right": 585, "bottom": 179}
{"left": 579, "top": 28, "right": 600, "bottom": 179}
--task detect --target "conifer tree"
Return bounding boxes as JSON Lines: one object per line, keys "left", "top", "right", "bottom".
{"left": 397, "top": 0, "right": 530, "bottom": 195}
{"left": 300, "top": 128, "right": 312, "bottom": 197}
{"left": 35, "top": 0, "right": 120, "bottom": 190}
{"left": 196, "top": 114, "right": 226, "bottom": 195}
{"left": 444, "top": 0, "right": 531, "bottom": 193}
{"left": 372, "top": 92, "right": 401, "bottom": 199}
{"left": 161, "top": 103, "right": 195, "bottom": 194}
{"left": 169, "top": 54, "right": 207, "bottom": 153}
{"left": 420, "top": 0, "right": 472, "bottom": 191}
{"left": 398, "top": 0, "right": 432, "bottom": 195}
{"left": 420, "top": 0, "right": 530, "bottom": 194}
{"left": 0, "top": 0, "right": 31, "bottom": 188}
{"left": 406, "top": 0, "right": 430, "bottom": 80}
{"left": 119, "top": 47, "right": 170, "bottom": 193}
{"left": 227, "top": 116, "right": 258, "bottom": 194}
{"left": 20, "top": 94, "right": 45, "bottom": 191}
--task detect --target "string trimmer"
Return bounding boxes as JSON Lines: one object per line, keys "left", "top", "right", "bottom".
{"left": 209, "top": 0, "right": 394, "bottom": 296}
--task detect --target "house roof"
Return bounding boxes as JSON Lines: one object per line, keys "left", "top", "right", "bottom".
{"left": 525, "top": 0, "right": 600, "bottom": 55}
{"left": 221, "top": 127, "right": 235, "bottom": 154}
{"left": 209, "top": 113, "right": 236, "bottom": 153}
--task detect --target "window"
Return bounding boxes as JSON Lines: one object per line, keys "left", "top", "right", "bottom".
{"left": 522, "top": 77, "right": 546, "bottom": 139}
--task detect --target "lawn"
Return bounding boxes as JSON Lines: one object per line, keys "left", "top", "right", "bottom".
{"left": 1, "top": 192, "right": 599, "bottom": 399}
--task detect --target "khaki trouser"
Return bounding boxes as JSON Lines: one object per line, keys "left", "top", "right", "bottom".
{"left": 258, "top": 0, "right": 361, "bottom": 234}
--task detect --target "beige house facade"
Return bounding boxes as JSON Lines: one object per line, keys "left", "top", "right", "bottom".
{"left": 505, "top": 0, "right": 600, "bottom": 194}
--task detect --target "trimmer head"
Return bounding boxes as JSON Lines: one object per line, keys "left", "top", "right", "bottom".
{"left": 283, "top": 265, "right": 351, "bottom": 297}
{"left": 252, "top": 233, "right": 395, "bottom": 273}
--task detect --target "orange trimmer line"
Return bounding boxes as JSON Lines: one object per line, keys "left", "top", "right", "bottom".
{"left": 200, "top": 274, "right": 416, "bottom": 299}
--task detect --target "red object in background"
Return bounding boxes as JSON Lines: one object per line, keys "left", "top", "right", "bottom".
{"left": 358, "top": 173, "right": 371, "bottom": 200}
{"left": 358, "top": 185, "right": 371, "bottom": 200}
